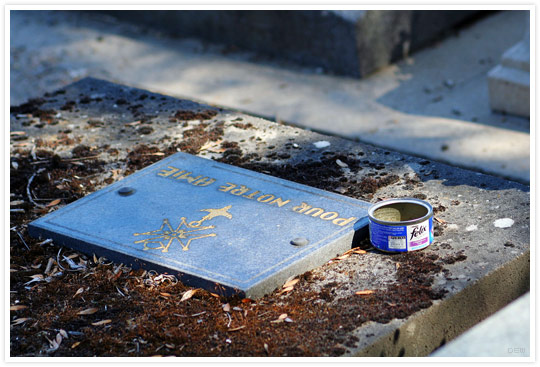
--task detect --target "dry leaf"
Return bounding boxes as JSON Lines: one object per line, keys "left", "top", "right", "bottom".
{"left": 11, "top": 318, "right": 30, "bottom": 325}
{"left": 46, "top": 199, "right": 61, "bottom": 207}
{"left": 336, "top": 159, "right": 348, "bottom": 168}
{"left": 199, "top": 140, "right": 224, "bottom": 152}
{"left": 160, "top": 292, "right": 171, "bottom": 297}
{"left": 222, "top": 303, "right": 231, "bottom": 312}
{"left": 151, "top": 152, "right": 165, "bottom": 156}
{"left": 228, "top": 325, "right": 246, "bottom": 332}
{"left": 71, "top": 341, "right": 81, "bottom": 349}
{"left": 355, "top": 290, "right": 375, "bottom": 296}
{"left": 283, "top": 278, "right": 299, "bottom": 288}
{"left": 180, "top": 289, "right": 198, "bottom": 302}
{"left": 241, "top": 298, "right": 253, "bottom": 304}
{"left": 341, "top": 247, "right": 367, "bottom": 257}
{"left": 47, "top": 333, "right": 62, "bottom": 352}
{"left": 10, "top": 305, "right": 27, "bottom": 311}
{"left": 271, "top": 313, "right": 288, "bottom": 323}
{"left": 77, "top": 307, "right": 98, "bottom": 315}
{"left": 24, "top": 274, "right": 44, "bottom": 285}
{"left": 92, "top": 319, "right": 112, "bottom": 326}
{"left": 10, "top": 131, "right": 26, "bottom": 136}
{"left": 73, "top": 287, "right": 84, "bottom": 298}
{"left": 279, "top": 286, "right": 294, "bottom": 294}
{"left": 10, "top": 200, "right": 25, "bottom": 206}
{"left": 59, "top": 329, "right": 68, "bottom": 339}
{"left": 333, "top": 254, "right": 350, "bottom": 261}
{"left": 434, "top": 216, "right": 447, "bottom": 224}
{"left": 125, "top": 120, "right": 141, "bottom": 126}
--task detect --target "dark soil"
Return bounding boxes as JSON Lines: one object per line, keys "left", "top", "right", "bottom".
{"left": 9, "top": 96, "right": 465, "bottom": 357}
{"left": 173, "top": 109, "right": 218, "bottom": 121}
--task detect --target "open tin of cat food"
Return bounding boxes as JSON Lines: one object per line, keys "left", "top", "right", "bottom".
{"left": 368, "top": 198, "right": 433, "bottom": 252}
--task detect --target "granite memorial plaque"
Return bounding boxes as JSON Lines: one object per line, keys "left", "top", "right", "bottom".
{"left": 28, "top": 152, "right": 370, "bottom": 297}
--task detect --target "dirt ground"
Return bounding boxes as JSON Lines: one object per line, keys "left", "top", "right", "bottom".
{"left": 9, "top": 86, "right": 466, "bottom": 357}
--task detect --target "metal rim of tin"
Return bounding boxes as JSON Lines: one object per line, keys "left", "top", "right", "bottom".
{"left": 368, "top": 198, "right": 433, "bottom": 225}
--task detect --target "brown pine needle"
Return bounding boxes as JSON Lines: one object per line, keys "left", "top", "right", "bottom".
{"left": 355, "top": 290, "right": 375, "bottom": 296}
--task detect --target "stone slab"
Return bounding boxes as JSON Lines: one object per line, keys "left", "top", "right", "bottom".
{"left": 100, "top": 10, "right": 481, "bottom": 78}
{"left": 28, "top": 152, "right": 370, "bottom": 298}
{"left": 11, "top": 78, "right": 530, "bottom": 356}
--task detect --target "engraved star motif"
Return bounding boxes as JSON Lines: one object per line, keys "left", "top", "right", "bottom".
{"left": 133, "top": 206, "right": 233, "bottom": 252}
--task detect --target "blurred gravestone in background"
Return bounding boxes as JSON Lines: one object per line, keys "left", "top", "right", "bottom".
{"left": 101, "top": 10, "right": 483, "bottom": 78}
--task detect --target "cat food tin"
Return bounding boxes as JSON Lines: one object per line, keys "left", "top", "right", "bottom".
{"left": 368, "top": 198, "right": 434, "bottom": 252}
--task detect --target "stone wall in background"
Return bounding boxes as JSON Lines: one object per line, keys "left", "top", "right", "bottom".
{"left": 100, "top": 10, "right": 483, "bottom": 78}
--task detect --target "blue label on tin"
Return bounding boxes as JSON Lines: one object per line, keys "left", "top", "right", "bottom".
{"left": 369, "top": 217, "right": 433, "bottom": 252}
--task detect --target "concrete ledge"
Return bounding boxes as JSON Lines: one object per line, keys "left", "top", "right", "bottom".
{"left": 10, "top": 78, "right": 530, "bottom": 356}
{"left": 488, "top": 64, "right": 530, "bottom": 117}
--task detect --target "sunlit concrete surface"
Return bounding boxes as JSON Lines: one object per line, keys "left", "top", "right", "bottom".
{"left": 10, "top": 10, "right": 530, "bottom": 183}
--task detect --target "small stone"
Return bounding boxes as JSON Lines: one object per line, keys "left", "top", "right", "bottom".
{"left": 336, "top": 159, "right": 348, "bottom": 168}
{"left": 313, "top": 141, "right": 330, "bottom": 149}
{"left": 494, "top": 218, "right": 514, "bottom": 228}
{"left": 465, "top": 224, "right": 478, "bottom": 232}
{"left": 291, "top": 238, "right": 309, "bottom": 247}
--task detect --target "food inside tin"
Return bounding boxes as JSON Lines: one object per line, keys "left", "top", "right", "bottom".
{"left": 373, "top": 202, "right": 428, "bottom": 222}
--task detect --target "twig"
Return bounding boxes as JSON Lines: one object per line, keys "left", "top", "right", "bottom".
{"left": 257, "top": 311, "right": 272, "bottom": 318}
{"left": 56, "top": 248, "right": 65, "bottom": 271}
{"left": 64, "top": 155, "right": 100, "bottom": 162}
{"left": 27, "top": 168, "right": 46, "bottom": 209}
{"left": 38, "top": 239, "right": 53, "bottom": 246}
{"left": 15, "top": 231, "right": 30, "bottom": 250}
{"left": 45, "top": 258, "right": 54, "bottom": 274}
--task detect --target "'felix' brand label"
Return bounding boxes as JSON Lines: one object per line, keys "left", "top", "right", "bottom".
{"left": 369, "top": 218, "right": 433, "bottom": 252}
